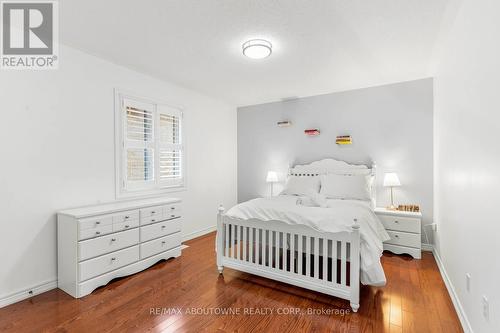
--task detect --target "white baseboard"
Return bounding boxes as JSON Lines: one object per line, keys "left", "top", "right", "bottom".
{"left": 182, "top": 225, "right": 216, "bottom": 242}
{"left": 421, "top": 243, "right": 434, "bottom": 251}
{"left": 0, "top": 279, "right": 57, "bottom": 308}
{"left": 432, "top": 248, "right": 473, "bottom": 333}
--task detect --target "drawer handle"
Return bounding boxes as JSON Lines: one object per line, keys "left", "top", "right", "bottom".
{"left": 111, "top": 238, "right": 117, "bottom": 242}
{"left": 171, "top": 207, "right": 175, "bottom": 210}
{"left": 151, "top": 219, "right": 156, "bottom": 222}
{"left": 151, "top": 211, "right": 156, "bottom": 214}
{"left": 161, "top": 241, "right": 166, "bottom": 245}
{"left": 95, "top": 221, "right": 101, "bottom": 225}
{"left": 394, "top": 220, "right": 399, "bottom": 224}
{"left": 394, "top": 235, "right": 399, "bottom": 238}
{"left": 161, "top": 225, "right": 166, "bottom": 229}
{"left": 95, "top": 231, "right": 101, "bottom": 235}
{"left": 125, "top": 225, "right": 130, "bottom": 228}
{"left": 111, "top": 257, "right": 116, "bottom": 261}
{"left": 170, "top": 215, "right": 175, "bottom": 218}
{"left": 124, "top": 216, "right": 130, "bottom": 219}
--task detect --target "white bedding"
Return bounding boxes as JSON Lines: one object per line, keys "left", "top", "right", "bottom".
{"left": 225, "top": 195, "right": 390, "bottom": 286}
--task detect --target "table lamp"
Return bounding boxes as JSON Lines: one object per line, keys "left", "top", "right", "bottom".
{"left": 266, "top": 171, "right": 278, "bottom": 197}
{"left": 383, "top": 172, "right": 401, "bottom": 210}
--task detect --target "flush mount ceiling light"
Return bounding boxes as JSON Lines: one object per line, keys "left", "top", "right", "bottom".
{"left": 242, "top": 39, "right": 272, "bottom": 59}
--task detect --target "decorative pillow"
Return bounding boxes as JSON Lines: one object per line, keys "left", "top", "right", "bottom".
{"left": 320, "top": 174, "right": 371, "bottom": 201}
{"left": 281, "top": 176, "right": 320, "bottom": 196}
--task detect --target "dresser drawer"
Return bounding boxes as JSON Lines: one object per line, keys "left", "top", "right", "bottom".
{"left": 79, "top": 228, "right": 139, "bottom": 261}
{"left": 79, "top": 224, "right": 113, "bottom": 240}
{"left": 140, "top": 215, "right": 165, "bottom": 226}
{"left": 163, "top": 210, "right": 181, "bottom": 220}
{"left": 113, "top": 219, "right": 139, "bottom": 232}
{"left": 385, "top": 230, "right": 421, "bottom": 249}
{"left": 140, "top": 232, "right": 181, "bottom": 259}
{"left": 78, "top": 216, "right": 112, "bottom": 231}
{"left": 378, "top": 214, "right": 420, "bottom": 233}
{"left": 140, "top": 218, "right": 181, "bottom": 242}
{"left": 164, "top": 204, "right": 181, "bottom": 218}
{"left": 140, "top": 205, "right": 164, "bottom": 218}
{"left": 112, "top": 210, "right": 139, "bottom": 223}
{"left": 79, "top": 245, "right": 139, "bottom": 281}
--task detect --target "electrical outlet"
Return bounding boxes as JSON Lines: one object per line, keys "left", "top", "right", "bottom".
{"left": 482, "top": 296, "right": 489, "bottom": 321}
{"left": 431, "top": 223, "right": 438, "bottom": 232}
{"left": 466, "top": 274, "right": 471, "bottom": 292}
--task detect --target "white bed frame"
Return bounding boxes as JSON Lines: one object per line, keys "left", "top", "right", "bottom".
{"left": 216, "top": 158, "right": 376, "bottom": 312}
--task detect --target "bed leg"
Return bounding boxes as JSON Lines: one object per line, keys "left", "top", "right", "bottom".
{"left": 218, "top": 266, "right": 224, "bottom": 274}
{"left": 350, "top": 303, "right": 360, "bottom": 313}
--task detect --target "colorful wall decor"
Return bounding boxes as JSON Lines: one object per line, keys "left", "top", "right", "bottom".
{"left": 277, "top": 120, "right": 292, "bottom": 127}
{"left": 336, "top": 135, "right": 352, "bottom": 145}
{"left": 304, "top": 128, "right": 320, "bottom": 136}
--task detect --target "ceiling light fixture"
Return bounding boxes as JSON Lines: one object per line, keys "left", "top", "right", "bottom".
{"left": 242, "top": 39, "right": 272, "bottom": 59}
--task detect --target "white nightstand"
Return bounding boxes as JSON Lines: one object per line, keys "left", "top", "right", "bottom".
{"left": 374, "top": 207, "right": 422, "bottom": 259}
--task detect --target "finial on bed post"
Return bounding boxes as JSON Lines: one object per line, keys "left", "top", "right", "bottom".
{"left": 218, "top": 205, "right": 225, "bottom": 214}
{"left": 352, "top": 218, "right": 360, "bottom": 230}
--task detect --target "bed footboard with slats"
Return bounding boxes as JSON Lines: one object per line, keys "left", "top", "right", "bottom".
{"left": 216, "top": 205, "right": 361, "bottom": 312}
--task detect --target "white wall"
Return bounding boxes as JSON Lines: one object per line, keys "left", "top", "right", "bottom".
{"left": 433, "top": 0, "right": 500, "bottom": 331}
{"left": 0, "top": 45, "right": 237, "bottom": 302}
{"left": 238, "top": 79, "right": 434, "bottom": 242}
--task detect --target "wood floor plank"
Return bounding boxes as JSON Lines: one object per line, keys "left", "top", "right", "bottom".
{"left": 0, "top": 233, "right": 462, "bottom": 333}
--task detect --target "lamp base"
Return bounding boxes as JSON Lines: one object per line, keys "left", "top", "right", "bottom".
{"left": 386, "top": 187, "right": 398, "bottom": 210}
{"left": 386, "top": 205, "right": 398, "bottom": 211}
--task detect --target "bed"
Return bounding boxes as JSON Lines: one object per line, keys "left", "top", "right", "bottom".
{"left": 215, "top": 158, "right": 389, "bottom": 312}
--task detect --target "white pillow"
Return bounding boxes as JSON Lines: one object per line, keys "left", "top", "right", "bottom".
{"left": 320, "top": 174, "right": 371, "bottom": 201}
{"left": 281, "top": 176, "right": 320, "bottom": 196}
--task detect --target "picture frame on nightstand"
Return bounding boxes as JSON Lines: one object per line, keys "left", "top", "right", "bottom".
{"left": 374, "top": 207, "right": 422, "bottom": 259}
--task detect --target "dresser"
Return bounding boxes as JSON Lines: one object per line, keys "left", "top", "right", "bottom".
{"left": 374, "top": 208, "right": 422, "bottom": 259}
{"left": 57, "top": 197, "right": 182, "bottom": 298}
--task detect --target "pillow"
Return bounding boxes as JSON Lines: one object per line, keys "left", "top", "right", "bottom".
{"left": 320, "top": 174, "right": 371, "bottom": 201}
{"left": 281, "top": 176, "right": 320, "bottom": 196}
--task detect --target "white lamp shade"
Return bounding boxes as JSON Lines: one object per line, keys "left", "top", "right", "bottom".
{"left": 266, "top": 171, "right": 278, "bottom": 183}
{"left": 383, "top": 172, "right": 401, "bottom": 187}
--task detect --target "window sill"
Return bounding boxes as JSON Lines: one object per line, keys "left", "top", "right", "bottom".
{"left": 115, "top": 185, "right": 186, "bottom": 201}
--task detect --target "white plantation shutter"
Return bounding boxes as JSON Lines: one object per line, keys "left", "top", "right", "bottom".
{"left": 158, "top": 106, "right": 183, "bottom": 186}
{"left": 123, "top": 99, "right": 156, "bottom": 190}
{"left": 118, "top": 94, "right": 184, "bottom": 195}
{"left": 126, "top": 104, "right": 154, "bottom": 141}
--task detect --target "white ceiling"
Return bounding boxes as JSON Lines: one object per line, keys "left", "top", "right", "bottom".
{"left": 60, "top": 0, "right": 451, "bottom": 106}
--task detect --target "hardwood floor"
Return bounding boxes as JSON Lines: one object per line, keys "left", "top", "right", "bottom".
{"left": 0, "top": 232, "right": 462, "bottom": 333}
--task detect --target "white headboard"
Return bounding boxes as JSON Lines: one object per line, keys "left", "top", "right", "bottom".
{"left": 289, "top": 158, "right": 377, "bottom": 208}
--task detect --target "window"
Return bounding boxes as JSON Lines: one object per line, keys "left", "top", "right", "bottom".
{"left": 115, "top": 92, "right": 184, "bottom": 197}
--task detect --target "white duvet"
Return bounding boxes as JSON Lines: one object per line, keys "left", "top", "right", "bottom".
{"left": 225, "top": 195, "right": 390, "bottom": 286}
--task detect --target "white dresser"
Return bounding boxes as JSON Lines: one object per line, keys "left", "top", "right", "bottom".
{"left": 374, "top": 208, "right": 422, "bottom": 259}
{"left": 57, "top": 197, "right": 182, "bottom": 298}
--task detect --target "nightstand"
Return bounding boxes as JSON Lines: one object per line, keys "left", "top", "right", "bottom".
{"left": 374, "top": 208, "right": 422, "bottom": 259}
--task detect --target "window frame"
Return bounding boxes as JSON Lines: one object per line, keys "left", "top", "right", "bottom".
{"left": 114, "top": 89, "right": 186, "bottom": 199}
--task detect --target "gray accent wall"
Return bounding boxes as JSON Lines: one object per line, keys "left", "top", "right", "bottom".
{"left": 237, "top": 78, "right": 433, "bottom": 242}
